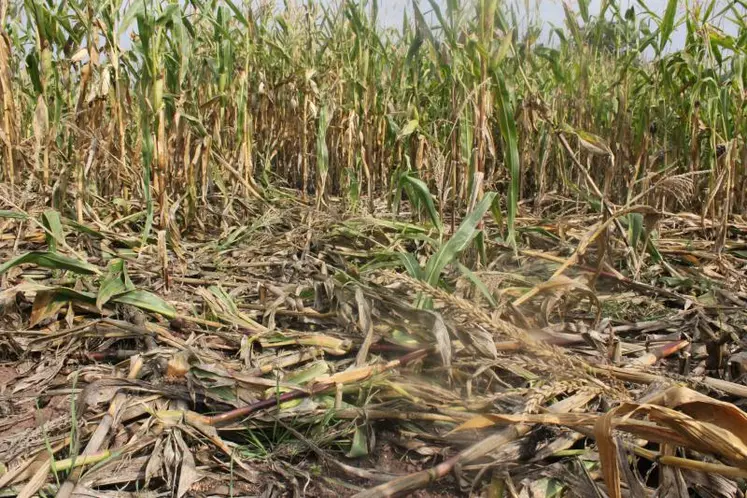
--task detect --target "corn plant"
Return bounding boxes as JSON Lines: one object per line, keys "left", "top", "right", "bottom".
{"left": 0, "top": 0, "right": 742, "bottom": 258}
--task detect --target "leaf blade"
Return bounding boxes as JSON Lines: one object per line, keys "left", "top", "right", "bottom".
{"left": 0, "top": 251, "right": 99, "bottom": 276}
{"left": 424, "top": 192, "right": 496, "bottom": 286}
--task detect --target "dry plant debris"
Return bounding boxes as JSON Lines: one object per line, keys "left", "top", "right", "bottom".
{"left": 0, "top": 0, "right": 746, "bottom": 495}
{"left": 1, "top": 193, "right": 747, "bottom": 498}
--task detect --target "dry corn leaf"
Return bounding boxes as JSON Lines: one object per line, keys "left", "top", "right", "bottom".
{"left": 648, "top": 385, "right": 747, "bottom": 447}
{"left": 595, "top": 406, "right": 622, "bottom": 498}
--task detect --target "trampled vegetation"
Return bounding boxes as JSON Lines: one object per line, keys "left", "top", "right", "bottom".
{"left": 1, "top": 0, "right": 747, "bottom": 496}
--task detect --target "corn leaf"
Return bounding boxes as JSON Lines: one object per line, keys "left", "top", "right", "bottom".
{"left": 660, "top": 0, "right": 678, "bottom": 52}
{"left": 0, "top": 251, "right": 99, "bottom": 276}
{"left": 397, "top": 119, "right": 419, "bottom": 141}
{"left": 400, "top": 173, "right": 442, "bottom": 233}
{"left": 457, "top": 263, "right": 497, "bottom": 308}
{"left": 628, "top": 213, "right": 644, "bottom": 249}
{"left": 423, "top": 192, "right": 496, "bottom": 286}
{"left": 576, "top": 129, "right": 612, "bottom": 156}
{"left": 113, "top": 289, "right": 176, "bottom": 318}
{"left": 97, "top": 259, "right": 135, "bottom": 310}
{"left": 398, "top": 253, "right": 423, "bottom": 280}
{"left": 0, "top": 210, "right": 29, "bottom": 220}
{"left": 493, "top": 74, "right": 520, "bottom": 247}
{"left": 346, "top": 425, "right": 369, "bottom": 458}
{"left": 41, "top": 210, "right": 65, "bottom": 252}
{"left": 29, "top": 290, "right": 68, "bottom": 327}
{"left": 63, "top": 218, "right": 107, "bottom": 239}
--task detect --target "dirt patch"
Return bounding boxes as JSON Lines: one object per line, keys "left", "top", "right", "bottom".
{"left": 0, "top": 390, "right": 69, "bottom": 439}
{"left": 0, "top": 364, "right": 18, "bottom": 392}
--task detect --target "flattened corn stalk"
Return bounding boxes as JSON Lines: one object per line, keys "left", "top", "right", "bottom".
{"left": 202, "top": 346, "right": 433, "bottom": 426}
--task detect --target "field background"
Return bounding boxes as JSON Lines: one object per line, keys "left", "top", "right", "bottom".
{"left": 1, "top": 0, "right": 745, "bottom": 241}
{"left": 1, "top": 0, "right": 747, "bottom": 497}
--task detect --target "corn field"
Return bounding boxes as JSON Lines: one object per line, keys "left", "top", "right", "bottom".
{"left": 0, "top": 0, "right": 744, "bottom": 237}
{"left": 2, "top": 0, "right": 747, "bottom": 497}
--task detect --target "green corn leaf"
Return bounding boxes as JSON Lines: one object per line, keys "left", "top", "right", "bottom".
{"left": 562, "top": 0, "right": 583, "bottom": 46}
{"left": 97, "top": 259, "right": 135, "bottom": 310}
{"left": 346, "top": 167, "right": 360, "bottom": 208}
{"left": 405, "top": 34, "right": 423, "bottom": 64}
{"left": 475, "top": 230, "right": 487, "bottom": 265}
{"left": 120, "top": 0, "right": 145, "bottom": 37}
{"left": 709, "top": 30, "right": 735, "bottom": 50}
{"left": 575, "top": 129, "right": 612, "bottom": 156}
{"left": 261, "top": 361, "right": 330, "bottom": 406}
{"left": 316, "top": 104, "right": 332, "bottom": 188}
{"left": 13, "top": 282, "right": 96, "bottom": 303}
{"left": 703, "top": 0, "right": 717, "bottom": 20}
{"left": 97, "top": 276, "right": 126, "bottom": 310}
{"left": 263, "top": 38, "right": 292, "bottom": 62}
{"left": 398, "top": 252, "right": 423, "bottom": 280}
{"left": 490, "top": 29, "right": 514, "bottom": 70}
{"left": 490, "top": 194, "right": 504, "bottom": 230}
{"left": 347, "top": 425, "right": 369, "bottom": 458}
{"left": 478, "top": 0, "right": 498, "bottom": 44}
{"left": 494, "top": 75, "right": 520, "bottom": 247}
{"left": 25, "top": 51, "right": 43, "bottom": 96}
{"left": 0, "top": 251, "right": 99, "bottom": 276}
{"left": 29, "top": 290, "right": 69, "bottom": 328}
{"left": 199, "top": 286, "right": 262, "bottom": 330}
{"left": 284, "top": 361, "right": 329, "bottom": 386}
{"left": 413, "top": 1, "right": 437, "bottom": 50}
{"left": 536, "top": 47, "right": 565, "bottom": 82}
{"left": 660, "top": 0, "right": 678, "bottom": 52}
{"left": 578, "top": 0, "right": 590, "bottom": 22}
{"left": 41, "top": 210, "right": 65, "bottom": 252}
{"left": 210, "top": 285, "right": 240, "bottom": 315}
{"left": 397, "top": 119, "right": 419, "bottom": 141}
{"left": 180, "top": 113, "right": 208, "bottom": 137}
{"left": 113, "top": 289, "right": 176, "bottom": 318}
{"left": 62, "top": 218, "right": 106, "bottom": 240}
{"left": 427, "top": 0, "right": 456, "bottom": 46}
{"left": 424, "top": 192, "right": 497, "bottom": 286}
{"left": 628, "top": 213, "right": 644, "bottom": 248}
{"left": 156, "top": 3, "right": 180, "bottom": 25}
{"left": 400, "top": 174, "right": 442, "bottom": 233}
{"left": 460, "top": 109, "right": 474, "bottom": 168}
{"left": 646, "top": 236, "right": 663, "bottom": 263}
{"left": 457, "top": 263, "right": 497, "bottom": 307}
{"left": 0, "top": 210, "right": 29, "bottom": 220}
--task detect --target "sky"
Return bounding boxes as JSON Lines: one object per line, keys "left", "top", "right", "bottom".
{"left": 372, "top": 0, "right": 742, "bottom": 50}
{"left": 113, "top": 0, "right": 743, "bottom": 52}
